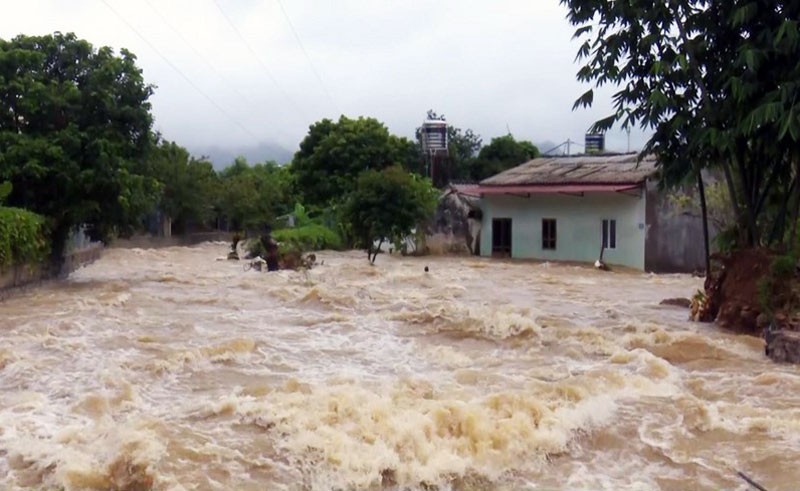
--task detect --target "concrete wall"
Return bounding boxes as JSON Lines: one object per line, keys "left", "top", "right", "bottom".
{"left": 644, "top": 181, "right": 712, "bottom": 273}
{"left": 480, "top": 191, "right": 648, "bottom": 270}
{"left": 0, "top": 243, "right": 103, "bottom": 300}
{"left": 110, "top": 231, "right": 233, "bottom": 249}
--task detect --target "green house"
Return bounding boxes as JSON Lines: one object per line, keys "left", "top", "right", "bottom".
{"left": 475, "top": 153, "right": 706, "bottom": 272}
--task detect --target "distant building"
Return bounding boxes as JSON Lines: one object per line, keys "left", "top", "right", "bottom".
{"left": 474, "top": 153, "right": 710, "bottom": 272}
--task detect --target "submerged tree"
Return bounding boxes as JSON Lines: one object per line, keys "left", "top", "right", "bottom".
{"left": 0, "top": 32, "right": 158, "bottom": 261}
{"left": 216, "top": 157, "right": 294, "bottom": 232}
{"left": 342, "top": 165, "right": 438, "bottom": 263}
{"left": 563, "top": 0, "right": 800, "bottom": 253}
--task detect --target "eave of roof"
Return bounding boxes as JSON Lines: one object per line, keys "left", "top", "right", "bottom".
{"left": 477, "top": 183, "right": 643, "bottom": 196}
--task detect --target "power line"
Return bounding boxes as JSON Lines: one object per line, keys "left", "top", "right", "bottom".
{"left": 212, "top": 0, "right": 309, "bottom": 122}
{"left": 274, "top": 0, "right": 340, "bottom": 115}
{"left": 99, "top": 0, "right": 264, "bottom": 144}
{"left": 142, "top": 0, "right": 257, "bottom": 107}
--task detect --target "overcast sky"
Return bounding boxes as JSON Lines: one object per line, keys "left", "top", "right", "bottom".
{"left": 2, "top": 0, "right": 651, "bottom": 164}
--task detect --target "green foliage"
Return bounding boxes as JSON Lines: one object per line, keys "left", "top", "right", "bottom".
{"left": 0, "top": 207, "right": 49, "bottom": 269}
{"left": 342, "top": 165, "right": 438, "bottom": 263}
{"left": 772, "top": 255, "right": 797, "bottom": 279}
{"left": 714, "top": 227, "right": 740, "bottom": 254}
{"left": 139, "top": 139, "right": 219, "bottom": 233}
{"left": 470, "top": 134, "right": 539, "bottom": 182}
{"left": 0, "top": 181, "right": 11, "bottom": 203}
{"left": 216, "top": 157, "right": 293, "bottom": 231}
{"left": 0, "top": 32, "right": 158, "bottom": 256}
{"left": 291, "top": 203, "right": 313, "bottom": 227}
{"left": 757, "top": 276, "right": 774, "bottom": 316}
{"left": 563, "top": 0, "right": 800, "bottom": 249}
{"left": 273, "top": 224, "right": 342, "bottom": 253}
{"left": 758, "top": 254, "right": 798, "bottom": 317}
{"left": 292, "top": 116, "right": 418, "bottom": 207}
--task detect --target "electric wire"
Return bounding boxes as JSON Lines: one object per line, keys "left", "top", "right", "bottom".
{"left": 212, "top": 0, "right": 309, "bottom": 122}
{"left": 274, "top": 0, "right": 340, "bottom": 115}
{"left": 142, "top": 0, "right": 257, "bottom": 107}
{"left": 99, "top": 0, "right": 264, "bottom": 144}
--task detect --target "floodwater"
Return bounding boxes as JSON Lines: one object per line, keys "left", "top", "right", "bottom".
{"left": 1, "top": 243, "right": 799, "bottom": 491}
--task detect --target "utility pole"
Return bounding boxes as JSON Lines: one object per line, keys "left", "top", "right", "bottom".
{"left": 627, "top": 127, "right": 631, "bottom": 153}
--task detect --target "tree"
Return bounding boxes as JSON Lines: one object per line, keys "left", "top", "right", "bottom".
{"left": 470, "top": 134, "right": 539, "bottom": 181}
{"left": 216, "top": 157, "right": 293, "bottom": 231}
{"left": 0, "top": 32, "right": 158, "bottom": 260}
{"left": 142, "top": 138, "right": 219, "bottom": 233}
{"left": 563, "top": 1, "right": 800, "bottom": 253}
{"left": 342, "top": 165, "right": 438, "bottom": 263}
{"left": 291, "top": 116, "right": 417, "bottom": 208}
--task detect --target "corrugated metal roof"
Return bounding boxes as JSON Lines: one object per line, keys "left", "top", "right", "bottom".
{"left": 479, "top": 153, "right": 657, "bottom": 186}
{"left": 478, "top": 183, "right": 642, "bottom": 195}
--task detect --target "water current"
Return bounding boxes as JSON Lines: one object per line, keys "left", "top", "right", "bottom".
{"left": 1, "top": 243, "right": 799, "bottom": 490}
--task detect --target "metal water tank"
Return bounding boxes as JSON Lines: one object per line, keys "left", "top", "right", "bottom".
{"left": 421, "top": 119, "right": 448, "bottom": 153}
{"left": 585, "top": 133, "right": 605, "bottom": 154}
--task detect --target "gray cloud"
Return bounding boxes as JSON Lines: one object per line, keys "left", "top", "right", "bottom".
{"left": 2, "top": 0, "right": 651, "bottom": 166}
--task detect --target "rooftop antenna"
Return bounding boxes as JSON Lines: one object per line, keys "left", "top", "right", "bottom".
{"left": 542, "top": 139, "right": 584, "bottom": 156}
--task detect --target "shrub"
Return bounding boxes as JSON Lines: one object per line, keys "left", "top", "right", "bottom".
{"left": 0, "top": 207, "right": 50, "bottom": 270}
{"left": 245, "top": 224, "right": 343, "bottom": 258}
{"left": 771, "top": 254, "right": 796, "bottom": 279}
{"left": 273, "top": 224, "right": 342, "bottom": 253}
{"left": 758, "top": 254, "right": 799, "bottom": 317}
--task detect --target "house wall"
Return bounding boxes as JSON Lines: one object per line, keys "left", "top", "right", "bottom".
{"left": 479, "top": 191, "right": 648, "bottom": 270}
{"left": 644, "top": 180, "right": 713, "bottom": 273}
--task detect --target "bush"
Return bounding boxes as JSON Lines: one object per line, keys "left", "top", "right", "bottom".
{"left": 245, "top": 224, "right": 343, "bottom": 258}
{"left": 0, "top": 207, "right": 50, "bottom": 270}
{"left": 771, "top": 254, "right": 796, "bottom": 279}
{"left": 758, "top": 254, "right": 799, "bottom": 317}
{"left": 273, "top": 224, "right": 342, "bottom": 253}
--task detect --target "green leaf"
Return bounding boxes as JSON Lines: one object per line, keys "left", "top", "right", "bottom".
{"left": 591, "top": 114, "right": 617, "bottom": 133}
{"left": 778, "top": 110, "right": 794, "bottom": 140}
{"left": 572, "top": 89, "right": 594, "bottom": 110}
{"left": 573, "top": 25, "right": 593, "bottom": 39}
{"left": 0, "top": 182, "right": 11, "bottom": 204}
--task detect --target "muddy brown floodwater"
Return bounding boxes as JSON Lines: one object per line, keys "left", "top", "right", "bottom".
{"left": 1, "top": 243, "right": 799, "bottom": 490}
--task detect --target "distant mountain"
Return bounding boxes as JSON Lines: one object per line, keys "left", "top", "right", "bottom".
{"left": 536, "top": 140, "right": 560, "bottom": 154}
{"left": 188, "top": 142, "right": 295, "bottom": 170}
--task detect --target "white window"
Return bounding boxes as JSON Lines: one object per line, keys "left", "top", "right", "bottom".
{"left": 602, "top": 219, "right": 616, "bottom": 249}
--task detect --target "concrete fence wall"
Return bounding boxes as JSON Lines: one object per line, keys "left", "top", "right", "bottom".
{"left": 0, "top": 243, "right": 104, "bottom": 300}
{"left": 110, "top": 231, "right": 233, "bottom": 249}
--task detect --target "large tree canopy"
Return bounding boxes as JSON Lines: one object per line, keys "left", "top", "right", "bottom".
{"left": 292, "top": 116, "right": 418, "bottom": 207}
{"left": 564, "top": 0, "right": 800, "bottom": 248}
{"left": 216, "top": 157, "right": 294, "bottom": 232}
{"left": 0, "top": 32, "right": 157, "bottom": 256}
{"left": 141, "top": 138, "right": 219, "bottom": 234}
{"left": 342, "top": 165, "right": 438, "bottom": 263}
{"left": 470, "top": 134, "right": 539, "bottom": 181}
